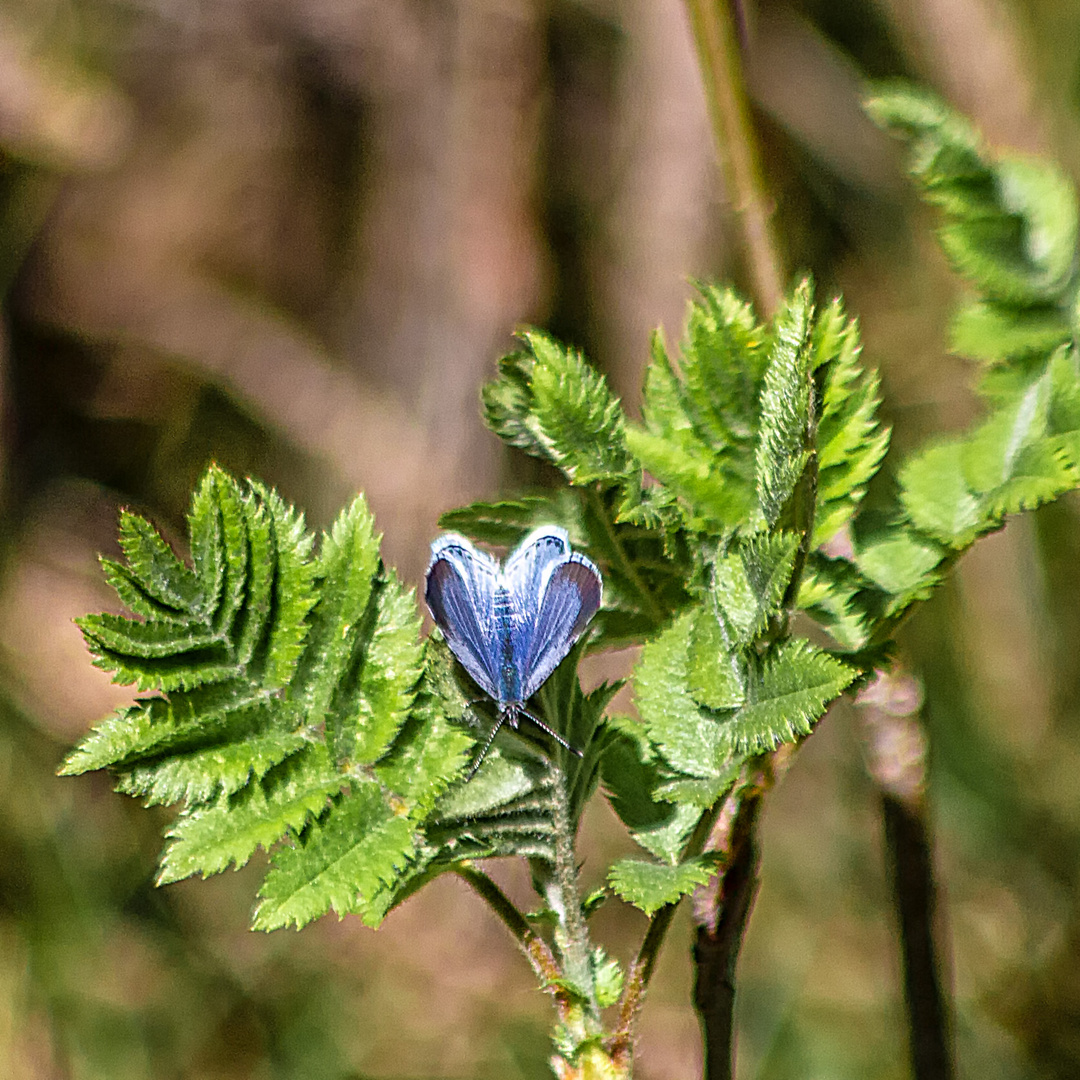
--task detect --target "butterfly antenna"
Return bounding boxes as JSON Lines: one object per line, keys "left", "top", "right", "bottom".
{"left": 518, "top": 705, "right": 583, "bottom": 758}
{"left": 466, "top": 712, "right": 508, "bottom": 780}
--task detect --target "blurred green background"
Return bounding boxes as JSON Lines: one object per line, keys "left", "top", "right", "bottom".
{"left": 1, "top": 0, "right": 1079, "bottom": 1077}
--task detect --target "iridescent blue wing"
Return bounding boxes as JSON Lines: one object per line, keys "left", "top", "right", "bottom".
{"left": 506, "top": 529, "right": 601, "bottom": 701}
{"left": 503, "top": 526, "right": 574, "bottom": 609}
{"left": 503, "top": 527, "right": 574, "bottom": 692}
{"left": 425, "top": 534, "right": 501, "bottom": 700}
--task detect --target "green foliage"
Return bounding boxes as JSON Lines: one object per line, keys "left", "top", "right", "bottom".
{"left": 812, "top": 299, "right": 891, "bottom": 545}
{"left": 482, "top": 331, "right": 634, "bottom": 486}
{"left": 62, "top": 83, "right": 1080, "bottom": 1076}
{"left": 608, "top": 854, "right": 721, "bottom": 916}
{"left": 838, "top": 83, "right": 1080, "bottom": 639}
{"left": 866, "top": 85, "right": 1078, "bottom": 306}
{"left": 626, "top": 285, "right": 768, "bottom": 530}
{"left": 756, "top": 281, "right": 815, "bottom": 527}
{"left": 64, "top": 467, "right": 468, "bottom": 930}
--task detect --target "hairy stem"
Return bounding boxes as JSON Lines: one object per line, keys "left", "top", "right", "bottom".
{"left": 608, "top": 902, "right": 679, "bottom": 1072}
{"left": 453, "top": 864, "right": 561, "bottom": 986}
{"left": 550, "top": 761, "right": 598, "bottom": 1024}
{"left": 689, "top": 748, "right": 794, "bottom": 1080}
{"left": 608, "top": 795, "right": 726, "bottom": 1065}
{"left": 683, "top": 0, "right": 784, "bottom": 318}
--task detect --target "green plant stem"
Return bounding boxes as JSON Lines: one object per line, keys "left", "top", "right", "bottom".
{"left": 550, "top": 762, "right": 598, "bottom": 1023}
{"left": 608, "top": 795, "right": 726, "bottom": 1065}
{"left": 683, "top": 0, "right": 784, "bottom": 318}
{"left": 453, "top": 864, "right": 561, "bottom": 986}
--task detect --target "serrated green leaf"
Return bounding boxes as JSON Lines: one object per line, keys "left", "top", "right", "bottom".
{"left": 756, "top": 280, "right": 814, "bottom": 525}
{"left": 257, "top": 484, "right": 317, "bottom": 688}
{"left": 78, "top": 612, "right": 225, "bottom": 659}
{"left": 482, "top": 332, "right": 633, "bottom": 486}
{"left": 625, "top": 426, "right": 755, "bottom": 529}
{"left": 687, "top": 606, "right": 744, "bottom": 710}
{"left": 524, "top": 330, "right": 634, "bottom": 484}
{"left": 960, "top": 369, "right": 1052, "bottom": 493}
{"left": 592, "top": 948, "right": 624, "bottom": 1010}
{"left": 626, "top": 293, "right": 767, "bottom": 530}
{"left": 608, "top": 855, "right": 720, "bottom": 916}
{"left": 254, "top": 780, "right": 416, "bottom": 931}
{"left": 712, "top": 532, "right": 799, "bottom": 645}
{"left": 115, "top": 510, "right": 201, "bottom": 613}
{"left": 797, "top": 554, "right": 872, "bottom": 651}
{"left": 654, "top": 771, "right": 738, "bottom": 808}
{"left": 600, "top": 726, "right": 698, "bottom": 862}
{"left": 899, "top": 441, "right": 984, "bottom": 546}
{"left": 982, "top": 438, "right": 1079, "bottom": 517}
{"left": 434, "top": 753, "right": 548, "bottom": 823}
{"left": 812, "top": 300, "right": 890, "bottom": 545}
{"left": 869, "top": 83, "right": 1079, "bottom": 305}
{"left": 100, "top": 558, "right": 193, "bottom": 623}
{"left": 342, "top": 573, "right": 423, "bottom": 766}
{"left": 158, "top": 743, "right": 344, "bottom": 883}
{"left": 679, "top": 283, "right": 770, "bottom": 445}
{"left": 481, "top": 350, "right": 543, "bottom": 456}
{"left": 726, "top": 639, "right": 855, "bottom": 753}
{"left": 634, "top": 611, "right": 731, "bottom": 779}
{"left": 438, "top": 491, "right": 584, "bottom": 548}
{"left": 210, "top": 472, "right": 249, "bottom": 641}
{"left": 117, "top": 725, "right": 310, "bottom": 807}
{"left": 995, "top": 156, "right": 1078, "bottom": 299}
{"left": 855, "top": 531, "right": 944, "bottom": 604}
{"left": 950, "top": 301, "right": 1070, "bottom": 364}
{"left": 374, "top": 642, "right": 473, "bottom": 815}
{"left": 293, "top": 494, "right": 381, "bottom": 738}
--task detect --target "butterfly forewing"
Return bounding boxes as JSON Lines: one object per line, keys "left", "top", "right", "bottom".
{"left": 518, "top": 555, "right": 602, "bottom": 700}
{"left": 425, "top": 535, "right": 501, "bottom": 700}
{"left": 503, "top": 527, "right": 573, "bottom": 609}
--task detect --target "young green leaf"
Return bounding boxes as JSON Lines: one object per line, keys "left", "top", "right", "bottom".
{"left": 868, "top": 83, "right": 1079, "bottom": 305}
{"left": 755, "top": 280, "right": 814, "bottom": 526}
{"left": 481, "top": 331, "right": 633, "bottom": 486}
{"left": 812, "top": 299, "right": 891, "bottom": 545}
{"left": 253, "top": 780, "right": 417, "bottom": 930}
{"left": 608, "top": 854, "right": 720, "bottom": 916}
{"left": 725, "top": 639, "right": 855, "bottom": 753}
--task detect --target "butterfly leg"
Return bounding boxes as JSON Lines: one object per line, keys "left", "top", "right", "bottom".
{"left": 465, "top": 711, "right": 509, "bottom": 780}
{"left": 516, "top": 705, "right": 583, "bottom": 758}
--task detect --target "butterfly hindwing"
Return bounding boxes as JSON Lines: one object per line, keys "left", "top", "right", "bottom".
{"left": 519, "top": 554, "right": 602, "bottom": 700}
{"left": 502, "top": 527, "right": 577, "bottom": 695}
{"left": 425, "top": 534, "right": 501, "bottom": 700}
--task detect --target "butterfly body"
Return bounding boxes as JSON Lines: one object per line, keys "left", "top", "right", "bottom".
{"left": 425, "top": 526, "right": 602, "bottom": 774}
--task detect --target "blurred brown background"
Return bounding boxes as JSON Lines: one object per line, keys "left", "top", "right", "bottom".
{"left": 1, "top": 0, "right": 1079, "bottom": 1077}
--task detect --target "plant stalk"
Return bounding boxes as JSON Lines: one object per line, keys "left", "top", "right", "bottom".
{"left": 692, "top": 787, "right": 762, "bottom": 1080}
{"left": 683, "top": 0, "right": 784, "bottom": 318}
{"left": 608, "top": 792, "right": 727, "bottom": 1066}
{"left": 859, "top": 670, "right": 954, "bottom": 1080}
{"left": 453, "top": 864, "right": 562, "bottom": 986}
{"left": 550, "top": 761, "right": 598, "bottom": 1023}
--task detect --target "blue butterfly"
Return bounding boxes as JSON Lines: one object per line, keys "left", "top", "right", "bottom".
{"left": 425, "top": 526, "right": 602, "bottom": 777}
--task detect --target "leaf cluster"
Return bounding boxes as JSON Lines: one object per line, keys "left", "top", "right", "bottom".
{"left": 60, "top": 82, "right": 1080, "bottom": 1028}
{"left": 64, "top": 467, "right": 476, "bottom": 930}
